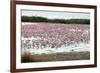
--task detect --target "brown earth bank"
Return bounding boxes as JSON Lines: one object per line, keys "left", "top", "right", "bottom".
{"left": 21, "top": 51, "right": 90, "bottom": 63}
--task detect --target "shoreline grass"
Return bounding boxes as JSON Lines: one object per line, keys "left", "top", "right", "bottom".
{"left": 21, "top": 51, "right": 90, "bottom": 63}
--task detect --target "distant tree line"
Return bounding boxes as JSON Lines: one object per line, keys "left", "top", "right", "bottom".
{"left": 21, "top": 16, "right": 90, "bottom": 24}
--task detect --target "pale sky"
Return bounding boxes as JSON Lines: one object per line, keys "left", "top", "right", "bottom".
{"left": 21, "top": 10, "right": 90, "bottom": 19}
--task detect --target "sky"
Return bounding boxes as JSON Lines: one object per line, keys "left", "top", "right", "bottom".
{"left": 21, "top": 9, "right": 90, "bottom": 19}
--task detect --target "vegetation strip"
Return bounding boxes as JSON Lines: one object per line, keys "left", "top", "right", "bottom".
{"left": 22, "top": 16, "right": 90, "bottom": 24}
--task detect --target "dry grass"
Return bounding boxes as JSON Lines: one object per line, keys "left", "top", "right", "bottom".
{"left": 21, "top": 51, "right": 90, "bottom": 63}
{"left": 21, "top": 52, "right": 33, "bottom": 62}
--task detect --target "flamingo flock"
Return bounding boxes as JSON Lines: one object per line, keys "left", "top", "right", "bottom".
{"left": 21, "top": 22, "right": 90, "bottom": 54}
